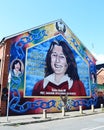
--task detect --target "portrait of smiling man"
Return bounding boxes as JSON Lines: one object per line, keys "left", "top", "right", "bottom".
{"left": 32, "top": 40, "right": 86, "bottom": 97}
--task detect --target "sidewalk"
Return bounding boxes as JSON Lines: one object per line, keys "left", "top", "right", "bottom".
{"left": 0, "top": 108, "right": 104, "bottom": 126}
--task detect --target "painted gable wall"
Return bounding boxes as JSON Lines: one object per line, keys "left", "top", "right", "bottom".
{"left": 0, "top": 20, "right": 98, "bottom": 116}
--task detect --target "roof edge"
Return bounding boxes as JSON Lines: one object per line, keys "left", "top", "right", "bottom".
{"left": 0, "top": 19, "right": 62, "bottom": 44}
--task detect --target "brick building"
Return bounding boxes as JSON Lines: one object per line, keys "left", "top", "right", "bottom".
{"left": 0, "top": 20, "right": 97, "bottom": 116}
{"left": 96, "top": 64, "right": 104, "bottom": 85}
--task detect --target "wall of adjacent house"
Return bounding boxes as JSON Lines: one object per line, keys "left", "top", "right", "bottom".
{"left": 97, "top": 69, "right": 104, "bottom": 84}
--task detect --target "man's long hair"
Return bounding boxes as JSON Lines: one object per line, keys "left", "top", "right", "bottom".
{"left": 45, "top": 40, "right": 79, "bottom": 81}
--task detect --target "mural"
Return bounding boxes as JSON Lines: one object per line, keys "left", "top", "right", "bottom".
{"left": 25, "top": 36, "right": 89, "bottom": 97}
{"left": 7, "top": 20, "right": 97, "bottom": 115}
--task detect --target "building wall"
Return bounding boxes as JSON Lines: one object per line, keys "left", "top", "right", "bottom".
{"left": 0, "top": 43, "right": 11, "bottom": 115}
{"left": 0, "top": 46, "right": 3, "bottom": 111}
{"left": 0, "top": 46, "right": 3, "bottom": 83}
{"left": 0, "top": 46, "right": 3, "bottom": 58}
{"left": 97, "top": 69, "right": 104, "bottom": 84}
{"left": 0, "top": 20, "right": 97, "bottom": 116}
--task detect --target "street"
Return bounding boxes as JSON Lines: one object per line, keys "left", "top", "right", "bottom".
{"left": 0, "top": 113, "right": 104, "bottom": 130}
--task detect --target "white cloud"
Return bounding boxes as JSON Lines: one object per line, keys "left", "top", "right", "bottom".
{"left": 92, "top": 52, "right": 104, "bottom": 65}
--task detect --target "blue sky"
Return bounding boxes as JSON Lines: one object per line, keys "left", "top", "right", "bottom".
{"left": 0, "top": 0, "right": 104, "bottom": 64}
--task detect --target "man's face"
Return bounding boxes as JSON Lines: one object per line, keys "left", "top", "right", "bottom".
{"left": 51, "top": 45, "right": 68, "bottom": 75}
{"left": 14, "top": 62, "right": 20, "bottom": 71}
